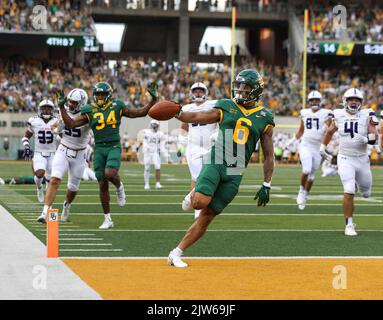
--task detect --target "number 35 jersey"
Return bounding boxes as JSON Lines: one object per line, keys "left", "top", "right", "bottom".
{"left": 27, "top": 115, "right": 58, "bottom": 153}
{"left": 81, "top": 99, "right": 125, "bottom": 145}
{"left": 59, "top": 108, "right": 91, "bottom": 150}
{"left": 334, "top": 108, "right": 374, "bottom": 157}
{"left": 300, "top": 108, "right": 333, "bottom": 147}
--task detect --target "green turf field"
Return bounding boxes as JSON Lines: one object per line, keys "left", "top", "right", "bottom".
{"left": 0, "top": 161, "right": 382, "bottom": 257}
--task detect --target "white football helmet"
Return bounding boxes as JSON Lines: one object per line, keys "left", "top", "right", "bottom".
{"left": 150, "top": 119, "right": 160, "bottom": 131}
{"left": 38, "top": 99, "right": 55, "bottom": 119}
{"left": 307, "top": 90, "right": 322, "bottom": 111}
{"left": 190, "top": 82, "right": 208, "bottom": 103}
{"left": 343, "top": 88, "right": 363, "bottom": 114}
{"left": 67, "top": 88, "right": 88, "bottom": 113}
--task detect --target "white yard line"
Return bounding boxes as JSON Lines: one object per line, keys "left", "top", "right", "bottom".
{"left": 60, "top": 249, "right": 123, "bottom": 252}
{"left": 5, "top": 202, "right": 382, "bottom": 206}
{"left": 0, "top": 204, "right": 101, "bottom": 300}
{"left": 61, "top": 256, "right": 383, "bottom": 260}
{"left": 60, "top": 244, "right": 113, "bottom": 246}
{"left": 26, "top": 212, "right": 383, "bottom": 217}
{"left": 52, "top": 228, "right": 383, "bottom": 232}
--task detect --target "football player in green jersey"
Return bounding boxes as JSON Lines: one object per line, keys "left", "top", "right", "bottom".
{"left": 168, "top": 69, "right": 275, "bottom": 267}
{"left": 57, "top": 81, "right": 158, "bottom": 229}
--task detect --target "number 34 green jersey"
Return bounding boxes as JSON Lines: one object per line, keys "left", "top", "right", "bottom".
{"left": 81, "top": 99, "right": 125, "bottom": 144}
{"left": 210, "top": 98, "right": 275, "bottom": 169}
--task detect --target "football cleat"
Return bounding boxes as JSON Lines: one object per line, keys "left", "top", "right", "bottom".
{"left": 345, "top": 223, "right": 357, "bottom": 236}
{"left": 144, "top": 184, "right": 150, "bottom": 190}
{"left": 155, "top": 182, "right": 163, "bottom": 189}
{"left": 61, "top": 201, "right": 70, "bottom": 222}
{"left": 37, "top": 186, "right": 44, "bottom": 203}
{"left": 296, "top": 190, "right": 307, "bottom": 210}
{"left": 168, "top": 250, "right": 188, "bottom": 268}
{"left": 99, "top": 218, "right": 114, "bottom": 230}
{"left": 37, "top": 212, "right": 47, "bottom": 224}
{"left": 0, "top": 178, "right": 4, "bottom": 185}
{"left": 116, "top": 182, "right": 126, "bottom": 206}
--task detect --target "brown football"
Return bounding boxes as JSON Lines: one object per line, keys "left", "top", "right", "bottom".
{"left": 148, "top": 101, "right": 181, "bottom": 121}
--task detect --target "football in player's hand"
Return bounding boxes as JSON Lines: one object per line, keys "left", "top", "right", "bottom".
{"left": 148, "top": 101, "right": 181, "bottom": 121}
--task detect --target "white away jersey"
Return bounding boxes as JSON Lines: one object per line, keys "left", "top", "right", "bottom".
{"left": 334, "top": 108, "right": 375, "bottom": 157}
{"left": 181, "top": 100, "right": 219, "bottom": 153}
{"left": 300, "top": 108, "right": 333, "bottom": 147}
{"left": 27, "top": 115, "right": 58, "bottom": 153}
{"left": 59, "top": 109, "right": 91, "bottom": 150}
{"left": 142, "top": 129, "right": 164, "bottom": 154}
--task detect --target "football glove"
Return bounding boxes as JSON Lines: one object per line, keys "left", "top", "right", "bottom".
{"left": 147, "top": 82, "right": 159, "bottom": 101}
{"left": 22, "top": 147, "right": 32, "bottom": 160}
{"left": 319, "top": 144, "right": 332, "bottom": 161}
{"left": 353, "top": 133, "right": 368, "bottom": 144}
{"left": 56, "top": 90, "right": 67, "bottom": 108}
{"left": 254, "top": 183, "right": 270, "bottom": 207}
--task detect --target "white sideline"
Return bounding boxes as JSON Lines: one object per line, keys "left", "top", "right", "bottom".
{"left": 0, "top": 205, "right": 101, "bottom": 300}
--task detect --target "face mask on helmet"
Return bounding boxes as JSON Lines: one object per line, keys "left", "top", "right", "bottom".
{"left": 150, "top": 121, "right": 159, "bottom": 131}
{"left": 67, "top": 99, "right": 80, "bottom": 113}
{"left": 232, "top": 82, "right": 257, "bottom": 105}
{"left": 94, "top": 92, "right": 109, "bottom": 106}
{"left": 345, "top": 98, "right": 362, "bottom": 114}
{"left": 40, "top": 105, "right": 53, "bottom": 119}
{"left": 308, "top": 98, "right": 321, "bottom": 111}
{"left": 190, "top": 86, "right": 208, "bottom": 103}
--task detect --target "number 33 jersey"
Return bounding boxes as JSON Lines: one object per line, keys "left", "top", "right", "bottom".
{"left": 27, "top": 115, "right": 58, "bottom": 153}
{"left": 300, "top": 108, "right": 333, "bottom": 147}
{"left": 81, "top": 99, "right": 125, "bottom": 144}
{"left": 334, "top": 108, "right": 374, "bottom": 157}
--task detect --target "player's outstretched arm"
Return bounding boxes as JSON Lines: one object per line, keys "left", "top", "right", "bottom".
{"left": 56, "top": 90, "right": 88, "bottom": 128}
{"left": 322, "top": 120, "right": 337, "bottom": 146}
{"left": 175, "top": 108, "right": 221, "bottom": 124}
{"left": 122, "top": 82, "right": 159, "bottom": 118}
{"left": 260, "top": 126, "right": 275, "bottom": 184}
{"left": 254, "top": 126, "right": 274, "bottom": 207}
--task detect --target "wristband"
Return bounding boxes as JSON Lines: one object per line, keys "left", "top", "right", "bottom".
{"left": 263, "top": 181, "right": 271, "bottom": 189}
{"left": 22, "top": 137, "right": 30, "bottom": 148}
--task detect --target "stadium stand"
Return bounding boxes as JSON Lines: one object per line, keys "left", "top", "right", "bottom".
{"left": 0, "top": 0, "right": 95, "bottom": 33}
{"left": 294, "top": 1, "right": 383, "bottom": 41}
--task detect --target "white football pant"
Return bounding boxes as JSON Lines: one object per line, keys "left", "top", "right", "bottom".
{"left": 337, "top": 154, "right": 372, "bottom": 197}
{"left": 51, "top": 145, "right": 87, "bottom": 192}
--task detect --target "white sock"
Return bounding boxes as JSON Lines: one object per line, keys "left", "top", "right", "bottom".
{"left": 173, "top": 247, "right": 183, "bottom": 256}
{"left": 105, "top": 213, "right": 112, "bottom": 221}
{"left": 346, "top": 217, "right": 353, "bottom": 226}
{"left": 299, "top": 185, "right": 304, "bottom": 192}
{"left": 43, "top": 205, "right": 50, "bottom": 215}
{"left": 144, "top": 167, "right": 150, "bottom": 186}
{"left": 186, "top": 188, "right": 195, "bottom": 200}
{"left": 194, "top": 209, "right": 201, "bottom": 219}
{"left": 34, "top": 176, "right": 43, "bottom": 188}
{"left": 118, "top": 182, "right": 124, "bottom": 190}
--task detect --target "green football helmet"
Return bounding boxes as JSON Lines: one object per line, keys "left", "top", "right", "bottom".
{"left": 232, "top": 69, "right": 264, "bottom": 105}
{"left": 93, "top": 82, "right": 113, "bottom": 107}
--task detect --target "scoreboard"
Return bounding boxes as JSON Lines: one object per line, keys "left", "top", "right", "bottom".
{"left": 307, "top": 42, "right": 383, "bottom": 56}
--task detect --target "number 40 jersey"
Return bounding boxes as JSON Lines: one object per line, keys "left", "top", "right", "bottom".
{"left": 334, "top": 108, "right": 375, "bottom": 157}
{"left": 27, "top": 115, "right": 58, "bottom": 153}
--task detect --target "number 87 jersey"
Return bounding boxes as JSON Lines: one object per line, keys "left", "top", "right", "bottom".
{"left": 81, "top": 99, "right": 125, "bottom": 144}
{"left": 334, "top": 108, "right": 374, "bottom": 157}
